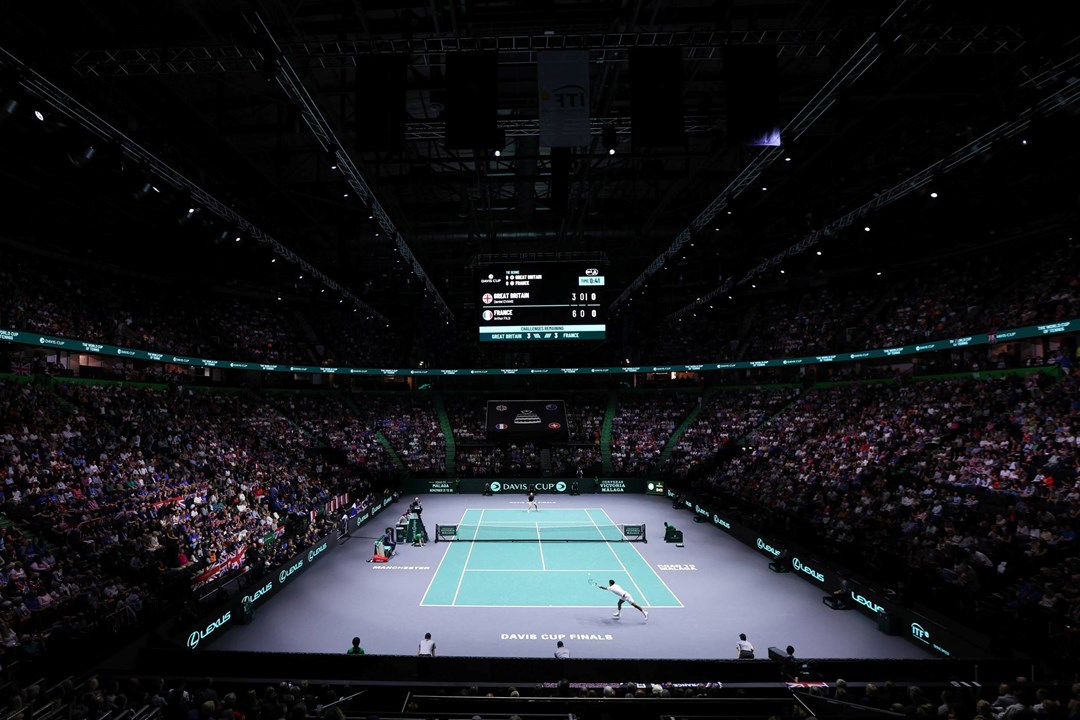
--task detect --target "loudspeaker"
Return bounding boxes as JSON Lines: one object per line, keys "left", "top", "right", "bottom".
{"left": 355, "top": 55, "right": 407, "bottom": 152}
{"left": 630, "top": 47, "right": 684, "bottom": 147}
{"left": 445, "top": 51, "right": 499, "bottom": 149}
{"left": 724, "top": 46, "right": 781, "bottom": 146}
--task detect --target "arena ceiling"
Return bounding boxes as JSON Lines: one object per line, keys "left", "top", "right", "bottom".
{"left": 1, "top": 0, "right": 1079, "bottom": 354}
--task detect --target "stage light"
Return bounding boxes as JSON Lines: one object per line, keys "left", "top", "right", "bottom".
{"left": 177, "top": 205, "right": 198, "bottom": 225}
{"left": 0, "top": 97, "right": 18, "bottom": 123}
{"left": 33, "top": 109, "right": 45, "bottom": 121}
{"left": 68, "top": 143, "right": 97, "bottom": 168}
{"left": 132, "top": 181, "right": 154, "bottom": 200}
{"left": 864, "top": 226, "right": 871, "bottom": 232}
{"left": 601, "top": 124, "right": 617, "bottom": 155}
{"left": 494, "top": 149, "right": 501, "bottom": 157}
{"left": 929, "top": 191, "right": 938, "bottom": 198}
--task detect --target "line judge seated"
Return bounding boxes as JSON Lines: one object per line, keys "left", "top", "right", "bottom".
{"left": 664, "top": 522, "right": 682, "bottom": 543}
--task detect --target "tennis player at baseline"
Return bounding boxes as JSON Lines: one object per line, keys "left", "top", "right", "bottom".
{"left": 599, "top": 579, "right": 648, "bottom": 621}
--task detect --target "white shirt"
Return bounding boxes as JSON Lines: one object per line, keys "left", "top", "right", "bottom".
{"left": 605, "top": 583, "right": 631, "bottom": 601}
{"left": 418, "top": 637, "right": 436, "bottom": 655}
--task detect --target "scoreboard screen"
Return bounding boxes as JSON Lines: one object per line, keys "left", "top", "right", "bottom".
{"left": 477, "top": 262, "right": 606, "bottom": 342}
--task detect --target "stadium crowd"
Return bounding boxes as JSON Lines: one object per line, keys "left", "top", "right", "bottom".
{"left": 665, "top": 387, "right": 801, "bottom": 479}
{"left": 1, "top": 230, "right": 1079, "bottom": 699}
{"left": 610, "top": 393, "right": 699, "bottom": 475}
{"left": 2, "top": 235, "right": 1076, "bottom": 375}
{"left": 635, "top": 236, "right": 1079, "bottom": 366}
{"left": 4, "top": 671, "right": 1080, "bottom": 720}
{"left": 0, "top": 380, "right": 387, "bottom": 673}
{"left": 689, "top": 371, "right": 1080, "bottom": 647}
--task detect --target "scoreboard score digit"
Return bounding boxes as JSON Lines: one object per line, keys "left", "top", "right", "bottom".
{"left": 478, "top": 263, "right": 606, "bottom": 342}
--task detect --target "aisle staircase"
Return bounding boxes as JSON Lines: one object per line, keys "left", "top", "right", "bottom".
{"left": 434, "top": 393, "right": 456, "bottom": 477}
{"left": 375, "top": 431, "right": 409, "bottom": 478}
{"left": 600, "top": 390, "right": 618, "bottom": 475}
{"left": 655, "top": 389, "right": 711, "bottom": 471}
{"left": 344, "top": 391, "right": 409, "bottom": 478}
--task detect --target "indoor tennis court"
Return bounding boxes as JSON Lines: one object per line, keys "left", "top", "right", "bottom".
{"left": 207, "top": 493, "right": 931, "bottom": 660}
{"left": 420, "top": 507, "right": 682, "bottom": 609}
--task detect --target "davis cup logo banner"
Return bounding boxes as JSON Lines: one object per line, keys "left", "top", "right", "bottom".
{"left": 489, "top": 481, "right": 567, "bottom": 493}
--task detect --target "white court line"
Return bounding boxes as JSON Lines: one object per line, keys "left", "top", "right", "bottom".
{"left": 419, "top": 506, "right": 469, "bottom": 606}
{"left": 459, "top": 520, "right": 597, "bottom": 526}
{"left": 536, "top": 522, "right": 546, "bottom": 570}
{"left": 462, "top": 568, "right": 625, "bottom": 572}
{"left": 596, "top": 507, "right": 685, "bottom": 608}
{"left": 586, "top": 508, "right": 651, "bottom": 606}
{"left": 451, "top": 508, "right": 484, "bottom": 606}
{"left": 420, "top": 603, "right": 630, "bottom": 608}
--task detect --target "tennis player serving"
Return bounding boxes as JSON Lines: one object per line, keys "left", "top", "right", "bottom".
{"left": 599, "top": 579, "right": 648, "bottom": 621}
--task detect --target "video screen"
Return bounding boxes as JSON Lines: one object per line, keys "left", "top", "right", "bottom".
{"left": 485, "top": 399, "right": 570, "bottom": 442}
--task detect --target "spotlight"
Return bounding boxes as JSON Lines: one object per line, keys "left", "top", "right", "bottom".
{"left": 33, "top": 109, "right": 45, "bottom": 122}
{"left": 68, "top": 143, "right": 97, "bottom": 168}
{"left": 0, "top": 97, "right": 18, "bottom": 123}
{"left": 132, "top": 181, "right": 154, "bottom": 200}
{"left": 177, "top": 205, "right": 198, "bottom": 225}
{"left": 601, "top": 124, "right": 618, "bottom": 155}
{"left": 131, "top": 169, "right": 160, "bottom": 201}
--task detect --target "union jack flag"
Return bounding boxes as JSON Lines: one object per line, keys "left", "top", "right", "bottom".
{"left": 10, "top": 361, "right": 31, "bottom": 376}
{"left": 325, "top": 493, "right": 349, "bottom": 516}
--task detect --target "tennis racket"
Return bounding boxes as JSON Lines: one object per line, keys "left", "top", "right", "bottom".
{"left": 587, "top": 573, "right": 598, "bottom": 587}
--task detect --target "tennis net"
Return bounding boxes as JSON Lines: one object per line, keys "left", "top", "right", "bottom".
{"left": 434, "top": 522, "right": 646, "bottom": 543}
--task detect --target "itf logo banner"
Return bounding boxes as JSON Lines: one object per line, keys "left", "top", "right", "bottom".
{"left": 538, "top": 50, "right": 590, "bottom": 147}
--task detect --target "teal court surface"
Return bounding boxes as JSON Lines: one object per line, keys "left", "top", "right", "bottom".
{"left": 421, "top": 508, "right": 683, "bottom": 609}
{"left": 207, "top": 494, "right": 932, "bottom": 659}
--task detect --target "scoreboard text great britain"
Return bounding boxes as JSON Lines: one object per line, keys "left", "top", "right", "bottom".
{"left": 477, "top": 262, "right": 606, "bottom": 342}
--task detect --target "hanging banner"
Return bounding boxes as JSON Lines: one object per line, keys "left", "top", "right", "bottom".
{"left": 538, "top": 50, "right": 590, "bottom": 147}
